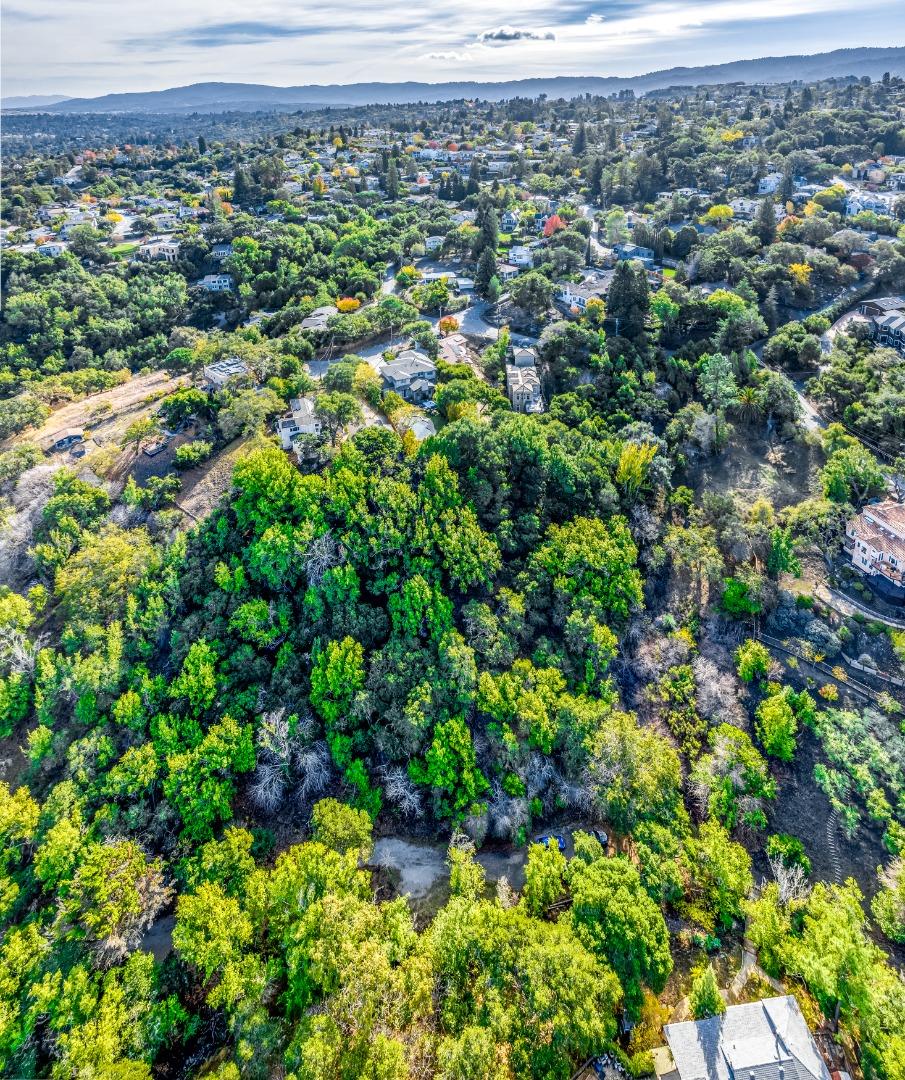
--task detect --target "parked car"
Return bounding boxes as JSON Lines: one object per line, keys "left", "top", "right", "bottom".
{"left": 593, "top": 828, "right": 609, "bottom": 849}
{"left": 535, "top": 834, "right": 566, "bottom": 852}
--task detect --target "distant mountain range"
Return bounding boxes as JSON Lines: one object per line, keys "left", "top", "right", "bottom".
{"left": 6, "top": 47, "right": 905, "bottom": 114}
{"left": 1, "top": 94, "right": 72, "bottom": 109}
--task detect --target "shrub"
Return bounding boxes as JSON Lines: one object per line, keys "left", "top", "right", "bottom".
{"left": 173, "top": 440, "right": 214, "bottom": 469}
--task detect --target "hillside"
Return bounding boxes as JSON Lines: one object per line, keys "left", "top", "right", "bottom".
{"left": 14, "top": 46, "right": 905, "bottom": 114}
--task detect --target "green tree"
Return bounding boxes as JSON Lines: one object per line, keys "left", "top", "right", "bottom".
{"left": 311, "top": 797, "right": 374, "bottom": 860}
{"left": 756, "top": 691, "right": 798, "bottom": 761}
{"left": 522, "top": 840, "right": 566, "bottom": 916}
{"left": 509, "top": 271, "right": 553, "bottom": 319}
{"left": 690, "top": 963, "right": 725, "bottom": 1020}
{"left": 315, "top": 391, "right": 362, "bottom": 444}
{"left": 529, "top": 515, "right": 643, "bottom": 626}
{"left": 735, "top": 638, "right": 771, "bottom": 682}
{"left": 569, "top": 854, "right": 672, "bottom": 1016}
{"left": 410, "top": 716, "right": 488, "bottom": 820}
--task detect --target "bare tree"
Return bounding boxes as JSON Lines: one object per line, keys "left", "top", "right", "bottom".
{"left": 769, "top": 855, "right": 810, "bottom": 906}
{"left": 380, "top": 765, "right": 424, "bottom": 819}
{"left": 304, "top": 531, "right": 342, "bottom": 585}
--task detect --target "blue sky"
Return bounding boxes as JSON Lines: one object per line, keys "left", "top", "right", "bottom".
{"left": 3, "top": 0, "right": 904, "bottom": 98}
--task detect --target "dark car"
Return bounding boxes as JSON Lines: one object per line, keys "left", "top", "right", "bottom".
{"left": 593, "top": 828, "right": 609, "bottom": 850}
{"left": 535, "top": 834, "right": 566, "bottom": 852}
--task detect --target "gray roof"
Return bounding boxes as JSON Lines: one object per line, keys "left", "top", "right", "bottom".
{"left": 870, "top": 295, "right": 905, "bottom": 312}
{"left": 664, "top": 997, "right": 830, "bottom": 1080}
{"left": 382, "top": 350, "right": 436, "bottom": 379}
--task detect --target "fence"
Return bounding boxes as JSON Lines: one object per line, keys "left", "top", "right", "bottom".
{"left": 754, "top": 629, "right": 890, "bottom": 707}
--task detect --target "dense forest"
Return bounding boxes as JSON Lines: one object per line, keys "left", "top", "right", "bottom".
{"left": 1, "top": 72, "right": 905, "bottom": 1080}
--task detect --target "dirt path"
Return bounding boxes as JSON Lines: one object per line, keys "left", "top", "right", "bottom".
{"left": 816, "top": 584, "right": 905, "bottom": 630}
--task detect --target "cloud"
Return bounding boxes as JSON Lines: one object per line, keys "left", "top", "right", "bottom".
{"left": 4, "top": 6, "right": 45, "bottom": 22}
{"left": 122, "top": 20, "right": 337, "bottom": 50}
{"left": 424, "top": 51, "right": 467, "bottom": 61}
{"left": 586, "top": 14, "right": 607, "bottom": 23}
{"left": 478, "top": 25, "right": 556, "bottom": 43}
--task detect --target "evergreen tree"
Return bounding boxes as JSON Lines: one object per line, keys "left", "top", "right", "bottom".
{"left": 476, "top": 248, "right": 498, "bottom": 298}
{"left": 754, "top": 196, "right": 776, "bottom": 245}
{"left": 607, "top": 260, "right": 650, "bottom": 342}
{"left": 690, "top": 964, "right": 725, "bottom": 1019}
{"left": 385, "top": 159, "right": 400, "bottom": 200}
{"left": 572, "top": 122, "right": 587, "bottom": 155}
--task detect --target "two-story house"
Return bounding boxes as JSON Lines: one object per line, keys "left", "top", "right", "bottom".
{"left": 846, "top": 499, "right": 905, "bottom": 600}
{"left": 505, "top": 347, "right": 544, "bottom": 414}
{"left": 138, "top": 236, "right": 181, "bottom": 263}
{"left": 198, "top": 273, "right": 234, "bottom": 293}
{"left": 380, "top": 350, "right": 437, "bottom": 404}
{"left": 276, "top": 397, "right": 321, "bottom": 449}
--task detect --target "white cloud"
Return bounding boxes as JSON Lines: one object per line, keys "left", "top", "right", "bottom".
{"left": 0, "top": 0, "right": 899, "bottom": 96}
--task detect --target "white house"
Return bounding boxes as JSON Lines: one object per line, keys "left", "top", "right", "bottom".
{"left": 556, "top": 273, "right": 612, "bottom": 311}
{"left": 846, "top": 191, "right": 892, "bottom": 217}
{"left": 37, "top": 242, "right": 67, "bottom": 257}
{"left": 496, "top": 262, "right": 520, "bottom": 282}
{"left": 509, "top": 245, "right": 534, "bottom": 269}
{"left": 501, "top": 209, "right": 520, "bottom": 232}
{"left": 139, "top": 236, "right": 180, "bottom": 262}
{"left": 757, "top": 172, "right": 784, "bottom": 195}
{"left": 210, "top": 242, "right": 234, "bottom": 261}
{"left": 846, "top": 499, "right": 905, "bottom": 596}
{"left": 276, "top": 397, "right": 321, "bottom": 448}
{"left": 424, "top": 235, "right": 445, "bottom": 252}
{"left": 198, "top": 273, "right": 234, "bottom": 293}
{"left": 201, "top": 357, "right": 250, "bottom": 390}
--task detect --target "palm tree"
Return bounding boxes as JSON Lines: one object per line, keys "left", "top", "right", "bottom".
{"left": 732, "top": 385, "right": 765, "bottom": 424}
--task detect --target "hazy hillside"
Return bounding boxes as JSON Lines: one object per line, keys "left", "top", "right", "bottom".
{"left": 15, "top": 46, "right": 905, "bottom": 114}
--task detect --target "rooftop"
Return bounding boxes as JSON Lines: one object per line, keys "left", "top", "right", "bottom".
{"left": 661, "top": 997, "right": 831, "bottom": 1080}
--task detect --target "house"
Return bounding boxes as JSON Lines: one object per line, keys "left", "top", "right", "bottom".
{"left": 728, "top": 197, "right": 759, "bottom": 219}
{"left": 870, "top": 310, "right": 905, "bottom": 355}
{"left": 424, "top": 235, "right": 445, "bottom": 252}
{"left": 654, "top": 996, "right": 831, "bottom": 1080}
{"left": 380, "top": 350, "right": 437, "bottom": 403}
{"left": 210, "top": 242, "right": 233, "bottom": 261}
{"left": 138, "top": 236, "right": 180, "bottom": 262}
{"left": 201, "top": 357, "right": 250, "bottom": 390}
{"left": 37, "top": 242, "right": 67, "bottom": 257}
{"left": 300, "top": 305, "right": 338, "bottom": 331}
{"left": 846, "top": 191, "right": 892, "bottom": 217}
{"left": 397, "top": 414, "right": 436, "bottom": 441}
{"left": 757, "top": 172, "right": 784, "bottom": 195}
{"left": 438, "top": 333, "right": 470, "bottom": 365}
{"left": 198, "top": 273, "right": 234, "bottom": 293}
{"left": 496, "top": 262, "right": 520, "bottom": 282}
{"left": 614, "top": 242, "right": 656, "bottom": 267}
{"left": 506, "top": 347, "right": 544, "bottom": 414}
{"left": 501, "top": 209, "right": 520, "bottom": 232}
{"left": 276, "top": 397, "right": 321, "bottom": 449}
{"left": 846, "top": 500, "right": 905, "bottom": 599}
{"left": 859, "top": 296, "right": 905, "bottom": 318}
{"left": 509, "top": 245, "right": 534, "bottom": 269}
{"left": 38, "top": 428, "right": 85, "bottom": 454}
{"left": 556, "top": 273, "right": 612, "bottom": 311}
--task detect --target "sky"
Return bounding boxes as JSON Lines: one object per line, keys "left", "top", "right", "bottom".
{"left": 3, "top": 0, "right": 905, "bottom": 99}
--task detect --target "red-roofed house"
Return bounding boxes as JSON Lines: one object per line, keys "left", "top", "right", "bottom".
{"left": 846, "top": 499, "right": 905, "bottom": 599}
